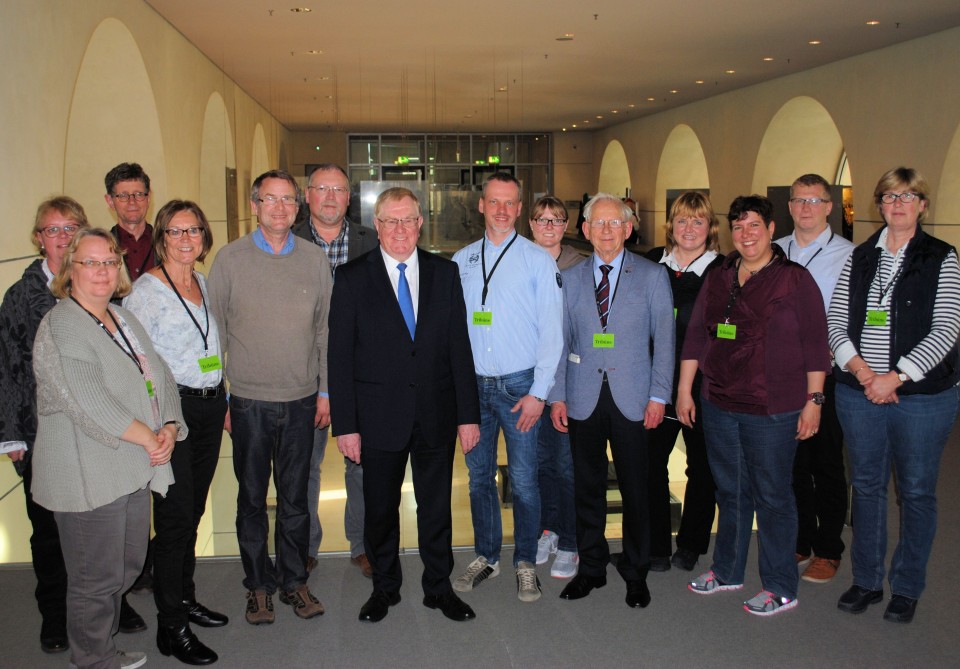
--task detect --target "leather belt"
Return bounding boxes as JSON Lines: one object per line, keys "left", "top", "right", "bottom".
{"left": 177, "top": 382, "right": 225, "bottom": 399}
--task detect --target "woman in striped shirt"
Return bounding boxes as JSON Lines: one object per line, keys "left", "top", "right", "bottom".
{"left": 828, "top": 167, "right": 960, "bottom": 624}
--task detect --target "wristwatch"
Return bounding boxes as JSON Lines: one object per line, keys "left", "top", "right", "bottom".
{"left": 896, "top": 371, "right": 910, "bottom": 383}
{"left": 806, "top": 392, "right": 825, "bottom": 406}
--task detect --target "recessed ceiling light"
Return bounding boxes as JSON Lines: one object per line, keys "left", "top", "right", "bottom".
{"left": 325, "top": 95, "right": 333, "bottom": 100}
{"left": 290, "top": 7, "right": 312, "bottom": 12}
{"left": 725, "top": 69, "right": 736, "bottom": 74}
{"left": 611, "top": 110, "right": 618, "bottom": 114}
{"left": 315, "top": 76, "right": 330, "bottom": 81}
{"left": 669, "top": 89, "right": 678, "bottom": 94}
{"left": 647, "top": 97, "right": 655, "bottom": 101}
{"left": 584, "top": 120, "right": 590, "bottom": 124}
{"left": 808, "top": 40, "right": 821, "bottom": 45}
{"left": 866, "top": 20, "right": 880, "bottom": 26}
{"left": 556, "top": 33, "right": 575, "bottom": 41}
{"left": 497, "top": 86, "right": 508, "bottom": 92}
{"left": 695, "top": 80, "right": 704, "bottom": 84}
{"left": 562, "top": 128, "right": 567, "bottom": 132}
{"left": 306, "top": 49, "right": 323, "bottom": 55}
{"left": 762, "top": 56, "right": 774, "bottom": 62}
{"left": 628, "top": 103, "right": 636, "bottom": 108}
{"left": 596, "top": 115, "right": 603, "bottom": 119}
{"left": 571, "top": 124, "right": 577, "bottom": 128}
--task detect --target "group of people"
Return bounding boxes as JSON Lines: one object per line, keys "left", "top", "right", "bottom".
{"left": 1, "top": 164, "right": 956, "bottom": 669}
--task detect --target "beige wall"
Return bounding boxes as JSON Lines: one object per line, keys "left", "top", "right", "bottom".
{"left": 0, "top": 0, "right": 290, "bottom": 563}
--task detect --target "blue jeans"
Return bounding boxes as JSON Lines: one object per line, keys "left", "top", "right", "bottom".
{"left": 307, "top": 426, "right": 328, "bottom": 558}
{"left": 701, "top": 398, "right": 800, "bottom": 599}
{"left": 231, "top": 394, "right": 316, "bottom": 594}
{"left": 836, "top": 383, "right": 959, "bottom": 599}
{"left": 537, "top": 412, "right": 577, "bottom": 552}
{"left": 467, "top": 368, "right": 541, "bottom": 566}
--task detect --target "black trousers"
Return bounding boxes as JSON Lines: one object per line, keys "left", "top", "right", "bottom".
{"left": 21, "top": 459, "right": 68, "bottom": 628}
{"left": 792, "top": 375, "right": 847, "bottom": 560}
{"left": 646, "top": 397, "right": 717, "bottom": 557}
{"left": 568, "top": 382, "right": 650, "bottom": 582}
{"left": 361, "top": 424, "right": 456, "bottom": 597}
{"left": 152, "top": 393, "right": 226, "bottom": 625}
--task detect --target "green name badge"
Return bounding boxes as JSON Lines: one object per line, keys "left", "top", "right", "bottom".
{"left": 866, "top": 310, "right": 888, "bottom": 326}
{"left": 145, "top": 380, "right": 155, "bottom": 397}
{"left": 717, "top": 323, "right": 737, "bottom": 340}
{"left": 674, "top": 307, "right": 678, "bottom": 320}
{"left": 199, "top": 354, "right": 223, "bottom": 373}
{"left": 593, "top": 333, "right": 615, "bottom": 348}
{"left": 473, "top": 311, "right": 493, "bottom": 326}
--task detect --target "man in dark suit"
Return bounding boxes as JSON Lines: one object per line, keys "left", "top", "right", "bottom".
{"left": 329, "top": 187, "right": 481, "bottom": 623}
{"left": 549, "top": 193, "right": 675, "bottom": 608}
{"left": 293, "top": 164, "right": 379, "bottom": 577}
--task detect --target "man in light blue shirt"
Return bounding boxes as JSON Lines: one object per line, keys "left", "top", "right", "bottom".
{"left": 774, "top": 173, "right": 854, "bottom": 585}
{"left": 452, "top": 173, "right": 563, "bottom": 603}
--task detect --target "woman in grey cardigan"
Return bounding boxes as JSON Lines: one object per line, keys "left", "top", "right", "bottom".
{"left": 32, "top": 228, "right": 183, "bottom": 669}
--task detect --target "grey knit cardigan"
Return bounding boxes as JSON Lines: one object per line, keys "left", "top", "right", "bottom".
{"left": 31, "top": 298, "right": 183, "bottom": 512}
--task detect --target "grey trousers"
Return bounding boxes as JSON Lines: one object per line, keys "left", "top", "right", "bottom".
{"left": 306, "top": 427, "right": 366, "bottom": 559}
{"left": 56, "top": 487, "right": 150, "bottom": 669}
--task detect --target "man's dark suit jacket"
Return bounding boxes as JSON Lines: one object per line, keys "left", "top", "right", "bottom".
{"left": 292, "top": 217, "right": 378, "bottom": 263}
{"left": 328, "top": 247, "right": 480, "bottom": 450}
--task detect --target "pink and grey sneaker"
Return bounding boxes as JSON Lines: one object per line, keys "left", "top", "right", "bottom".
{"left": 743, "top": 590, "right": 798, "bottom": 616}
{"left": 688, "top": 570, "right": 744, "bottom": 595}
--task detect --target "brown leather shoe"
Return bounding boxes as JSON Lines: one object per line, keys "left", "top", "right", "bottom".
{"left": 244, "top": 589, "right": 274, "bottom": 625}
{"left": 351, "top": 553, "right": 373, "bottom": 578}
{"left": 279, "top": 584, "right": 325, "bottom": 619}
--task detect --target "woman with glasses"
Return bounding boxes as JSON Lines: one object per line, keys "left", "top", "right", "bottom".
{"left": 123, "top": 201, "right": 227, "bottom": 664}
{"left": 644, "top": 192, "right": 723, "bottom": 574}
{"left": 31, "top": 228, "right": 181, "bottom": 668}
{"left": 0, "top": 197, "right": 89, "bottom": 654}
{"left": 677, "top": 195, "right": 830, "bottom": 616}
{"left": 528, "top": 196, "right": 585, "bottom": 579}
{"left": 829, "top": 168, "right": 960, "bottom": 624}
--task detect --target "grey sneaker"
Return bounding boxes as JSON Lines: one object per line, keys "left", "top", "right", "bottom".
{"left": 688, "top": 570, "right": 743, "bottom": 595}
{"left": 453, "top": 556, "right": 500, "bottom": 592}
{"left": 245, "top": 589, "right": 275, "bottom": 625}
{"left": 536, "top": 531, "right": 558, "bottom": 565}
{"left": 743, "top": 590, "right": 798, "bottom": 616}
{"left": 551, "top": 550, "right": 579, "bottom": 579}
{"left": 516, "top": 561, "right": 542, "bottom": 602}
{"left": 117, "top": 650, "right": 147, "bottom": 669}
{"left": 279, "top": 584, "right": 325, "bottom": 619}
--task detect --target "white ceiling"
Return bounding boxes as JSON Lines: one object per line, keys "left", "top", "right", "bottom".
{"left": 146, "top": 0, "right": 960, "bottom": 133}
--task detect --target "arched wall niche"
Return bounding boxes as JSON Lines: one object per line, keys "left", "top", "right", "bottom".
{"left": 199, "top": 92, "right": 236, "bottom": 262}
{"left": 598, "top": 140, "right": 631, "bottom": 198}
{"left": 64, "top": 18, "right": 167, "bottom": 227}
{"left": 653, "top": 125, "right": 709, "bottom": 248}
{"left": 936, "top": 123, "right": 960, "bottom": 248}
{"left": 246, "top": 124, "right": 270, "bottom": 235}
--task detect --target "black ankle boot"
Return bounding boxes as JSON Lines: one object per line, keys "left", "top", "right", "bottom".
{"left": 157, "top": 623, "right": 218, "bottom": 665}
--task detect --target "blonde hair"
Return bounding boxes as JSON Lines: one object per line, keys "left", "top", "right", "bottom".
{"left": 51, "top": 228, "right": 132, "bottom": 299}
{"left": 665, "top": 191, "right": 720, "bottom": 254}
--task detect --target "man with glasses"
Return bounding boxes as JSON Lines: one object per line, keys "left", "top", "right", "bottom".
{"left": 293, "top": 164, "right": 378, "bottom": 578}
{"left": 104, "top": 162, "right": 154, "bottom": 281}
{"left": 452, "top": 172, "right": 563, "bottom": 603}
{"left": 549, "top": 193, "right": 674, "bottom": 609}
{"left": 329, "top": 187, "right": 480, "bottom": 623}
{"left": 208, "top": 169, "right": 332, "bottom": 624}
{"left": 776, "top": 174, "right": 854, "bottom": 585}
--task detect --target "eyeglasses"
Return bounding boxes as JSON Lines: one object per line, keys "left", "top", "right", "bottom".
{"left": 74, "top": 259, "right": 122, "bottom": 269}
{"left": 164, "top": 227, "right": 203, "bottom": 238}
{"left": 589, "top": 219, "right": 626, "bottom": 228}
{"left": 376, "top": 217, "right": 419, "bottom": 229}
{"left": 789, "top": 197, "right": 830, "bottom": 206}
{"left": 111, "top": 192, "right": 149, "bottom": 203}
{"left": 40, "top": 225, "right": 80, "bottom": 238}
{"left": 257, "top": 195, "right": 298, "bottom": 206}
{"left": 880, "top": 192, "right": 921, "bottom": 204}
{"left": 674, "top": 218, "right": 705, "bottom": 228}
{"left": 308, "top": 185, "right": 349, "bottom": 195}
{"left": 532, "top": 218, "right": 567, "bottom": 228}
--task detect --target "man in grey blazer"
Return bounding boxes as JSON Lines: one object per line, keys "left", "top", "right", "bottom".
{"left": 293, "top": 164, "right": 379, "bottom": 577}
{"left": 549, "top": 193, "right": 675, "bottom": 608}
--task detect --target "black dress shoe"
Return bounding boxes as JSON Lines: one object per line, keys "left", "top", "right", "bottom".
{"left": 671, "top": 548, "right": 699, "bottom": 572}
{"left": 119, "top": 596, "right": 147, "bottom": 633}
{"left": 157, "top": 623, "right": 218, "bottom": 665}
{"left": 625, "top": 580, "right": 651, "bottom": 608}
{"left": 559, "top": 573, "right": 607, "bottom": 600}
{"left": 837, "top": 585, "right": 883, "bottom": 614}
{"left": 648, "top": 556, "right": 671, "bottom": 572}
{"left": 39, "top": 620, "right": 68, "bottom": 654}
{"left": 184, "top": 600, "right": 229, "bottom": 628}
{"left": 884, "top": 594, "right": 918, "bottom": 623}
{"left": 359, "top": 590, "right": 401, "bottom": 622}
{"left": 423, "top": 591, "right": 475, "bottom": 621}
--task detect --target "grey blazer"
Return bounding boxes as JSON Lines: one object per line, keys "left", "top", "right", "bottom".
{"left": 292, "top": 217, "right": 379, "bottom": 262}
{"left": 548, "top": 251, "right": 675, "bottom": 422}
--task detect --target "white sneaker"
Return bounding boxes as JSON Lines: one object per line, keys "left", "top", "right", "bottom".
{"left": 118, "top": 650, "right": 147, "bottom": 669}
{"left": 453, "top": 556, "right": 500, "bottom": 592}
{"left": 516, "top": 561, "right": 542, "bottom": 602}
{"left": 536, "top": 531, "right": 559, "bottom": 565}
{"left": 551, "top": 550, "right": 579, "bottom": 579}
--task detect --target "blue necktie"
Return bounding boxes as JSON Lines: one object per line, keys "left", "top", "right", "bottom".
{"left": 397, "top": 262, "right": 416, "bottom": 340}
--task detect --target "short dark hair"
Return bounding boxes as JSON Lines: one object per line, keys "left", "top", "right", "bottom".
{"left": 790, "top": 174, "right": 831, "bottom": 199}
{"left": 727, "top": 194, "right": 774, "bottom": 227}
{"left": 153, "top": 200, "right": 214, "bottom": 264}
{"left": 482, "top": 172, "right": 522, "bottom": 198}
{"left": 251, "top": 169, "right": 301, "bottom": 203}
{"left": 105, "top": 163, "right": 151, "bottom": 194}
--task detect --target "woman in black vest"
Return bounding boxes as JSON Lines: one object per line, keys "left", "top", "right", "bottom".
{"left": 828, "top": 167, "right": 960, "bottom": 624}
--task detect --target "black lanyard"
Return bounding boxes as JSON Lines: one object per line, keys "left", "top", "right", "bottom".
{"left": 159, "top": 265, "right": 211, "bottom": 352}
{"left": 480, "top": 232, "right": 519, "bottom": 306}
{"left": 788, "top": 231, "right": 834, "bottom": 268}
{"left": 876, "top": 251, "right": 906, "bottom": 307}
{"left": 723, "top": 270, "right": 742, "bottom": 325}
{"left": 673, "top": 249, "right": 706, "bottom": 277}
{"left": 71, "top": 297, "right": 143, "bottom": 375}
